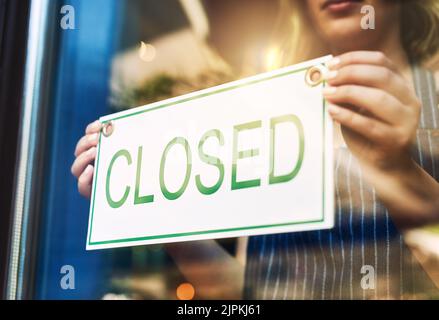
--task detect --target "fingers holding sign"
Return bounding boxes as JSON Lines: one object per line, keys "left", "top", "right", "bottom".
{"left": 71, "top": 120, "right": 102, "bottom": 198}
{"left": 323, "top": 51, "right": 421, "bottom": 169}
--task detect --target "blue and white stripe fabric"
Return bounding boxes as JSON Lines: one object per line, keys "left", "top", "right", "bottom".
{"left": 244, "top": 66, "right": 439, "bottom": 300}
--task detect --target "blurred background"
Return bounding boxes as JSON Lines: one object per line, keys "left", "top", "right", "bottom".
{"left": 0, "top": 0, "right": 438, "bottom": 300}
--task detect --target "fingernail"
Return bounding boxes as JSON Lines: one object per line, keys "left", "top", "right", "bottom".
{"left": 88, "top": 133, "right": 98, "bottom": 142}
{"left": 326, "top": 70, "right": 338, "bottom": 80}
{"left": 84, "top": 165, "right": 93, "bottom": 175}
{"left": 328, "top": 104, "right": 341, "bottom": 115}
{"left": 323, "top": 86, "right": 337, "bottom": 95}
{"left": 88, "top": 147, "right": 97, "bottom": 155}
{"left": 327, "top": 57, "right": 340, "bottom": 69}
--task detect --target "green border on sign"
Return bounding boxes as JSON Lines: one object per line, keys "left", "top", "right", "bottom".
{"left": 88, "top": 65, "right": 328, "bottom": 246}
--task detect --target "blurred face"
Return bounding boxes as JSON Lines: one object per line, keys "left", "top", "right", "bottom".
{"left": 305, "top": 0, "right": 401, "bottom": 53}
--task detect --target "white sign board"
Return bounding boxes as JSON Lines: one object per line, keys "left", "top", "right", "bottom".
{"left": 86, "top": 56, "right": 334, "bottom": 250}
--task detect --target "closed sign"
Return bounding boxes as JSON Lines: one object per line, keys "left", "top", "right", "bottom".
{"left": 86, "top": 56, "right": 334, "bottom": 250}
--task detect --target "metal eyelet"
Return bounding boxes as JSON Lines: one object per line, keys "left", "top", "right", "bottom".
{"left": 102, "top": 121, "right": 114, "bottom": 137}
{"left": 305, "top": 64, "right": 328, "bottom": 87}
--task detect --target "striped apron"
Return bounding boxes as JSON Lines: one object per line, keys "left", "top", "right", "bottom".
{"left": 244, "top": 66, "right": 439, "bottom": 300}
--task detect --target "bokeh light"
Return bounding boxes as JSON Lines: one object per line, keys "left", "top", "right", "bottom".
{"left": 138, "top": 41, "right": 156, "bottom": 62}
{"left": 176, "top": 282, "right": 195, "bottom": 300}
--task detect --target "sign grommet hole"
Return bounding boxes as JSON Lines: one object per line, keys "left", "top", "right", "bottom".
{"left": 102, "top": 121, "right": 114, "bottom": 137}
{"left": 305, "top": 65, "right": 327, "bottom": 87}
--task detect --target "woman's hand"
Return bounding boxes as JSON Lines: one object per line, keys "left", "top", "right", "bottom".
{"left": 323, "top": 51, "right": 439, "bottom": 228}
{"left": 323, "top": 51, "right": 421, "bottom": 172}
{"left": 71, "top": 120, "right": 101, "bottom": 198}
